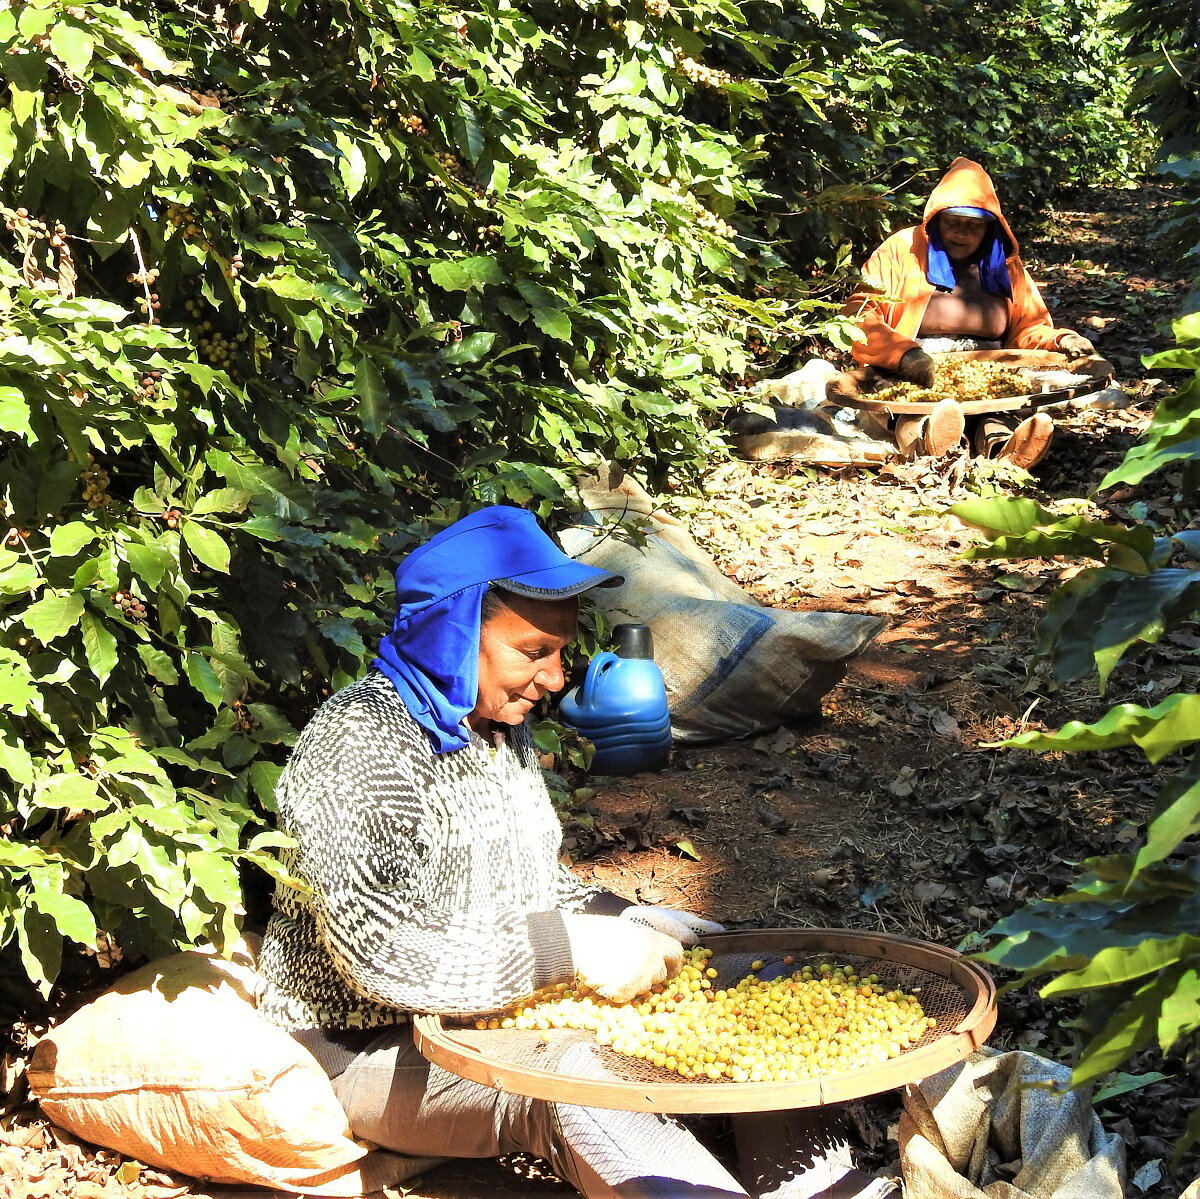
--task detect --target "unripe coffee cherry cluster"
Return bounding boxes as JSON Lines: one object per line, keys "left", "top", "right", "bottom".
{"left": 645, "top": 0, "right": 672, "bottom": 16}
{"left": 127, "top": 267, "right": 160, "bottom": 286}
{"left": 195, "top": 322, "right": 248, "bottom": 366}
{"left": 81, "top": 465, "right": 112, "bottom": 509}
{"left": 232, "top": 700, "right": 259, "bottom": 733}
{"left": 400, "top": 114, "right": 427, "bottom": 135}
{"left": 673, "top": 50, "right": 734, "bottom": 89}
{"left": 2, "top": 208, "right": 67, "bottom": 246}
{"left": 165, "top": 204, "right": 211, "bottom": 250}
{"left": 692, "top": 204, "right": 737, "bottom": 240}
{"left": 137, "top": 371, "right": 163, "bottom": 401}
{"left": 111, "top": 589, "right": 147, "bottom": 623}
{"left": 225, "top": 252, "right": 244, "bottom": 279}
{"left": 161, "top": 508, "right": 182, "bottom": 530}
{"left": 433, "top": 151, "right": 486, "bottom": 198}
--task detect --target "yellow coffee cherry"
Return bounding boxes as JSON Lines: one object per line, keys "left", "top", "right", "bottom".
{"left": 492, "top": 949, "right": 935, "bottom": 1084}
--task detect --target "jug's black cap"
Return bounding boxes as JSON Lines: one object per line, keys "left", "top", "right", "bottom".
{"left": 613, "top": 623, "right": 654, "bottom": 659}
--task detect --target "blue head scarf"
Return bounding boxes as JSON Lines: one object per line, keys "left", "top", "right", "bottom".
{"left": 926, "top": 205, "right": 1013, "bottom": 299}
{"left": 372, "top": 505, "right": 621, "bottom": 753}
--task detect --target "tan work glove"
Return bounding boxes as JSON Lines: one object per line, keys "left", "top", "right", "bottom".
{"left": 562, "top": 913, "right": 683, "bottom": 1003}
{"left": 620, "top": 905, "right": 725, "bottom": 946}
{"left": 1056, "top": 331, "right": 1095, "bottom": 358}
{"left": 897, "top": 347, "right": 936, "bottom": 387}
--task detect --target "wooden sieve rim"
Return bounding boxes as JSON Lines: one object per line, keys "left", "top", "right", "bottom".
{"left": 413, "top": 928, "right": 997, "bottom": 1113}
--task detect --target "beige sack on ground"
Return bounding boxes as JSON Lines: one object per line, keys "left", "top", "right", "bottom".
{"left": 899, "top": 1048, "right": 1126, "bottom": 1199}
{"left": 27, "top": 949, "right": 433, "bottom": 1195}
{"left": 563, "top": 463, "right": 885, "bottom": 742}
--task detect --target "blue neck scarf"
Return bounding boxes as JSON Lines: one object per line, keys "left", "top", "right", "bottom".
{"left": 371, "top": 506, "right": 612, "bottom": 753}
{"left": 926, "top": 213, "right": 1013, "bottom": 299}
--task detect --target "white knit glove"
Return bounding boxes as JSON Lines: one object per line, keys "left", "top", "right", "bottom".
{"left": 562, "top": 913, "right": 683, "bottom": 1003}
{"left": 619, "top": 905, "right": 725, "bottom": 946}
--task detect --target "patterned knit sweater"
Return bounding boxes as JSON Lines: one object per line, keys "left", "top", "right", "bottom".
{"left": 257, "top": 671, "right": 617, "bottom": 1032}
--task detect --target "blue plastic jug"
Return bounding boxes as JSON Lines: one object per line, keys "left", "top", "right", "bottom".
{"left": 559, "top": 624, "right": 672, "bottom": 775}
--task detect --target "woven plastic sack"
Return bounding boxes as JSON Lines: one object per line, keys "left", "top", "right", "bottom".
{"left": 899, "top": 1048, "right": 1126, "bottom": 1199}
{"left": 27, "top": 948, "right": 428, "bottom": 1195}
{"left": 561, "top": 463, "right": 885, "bottom": 743}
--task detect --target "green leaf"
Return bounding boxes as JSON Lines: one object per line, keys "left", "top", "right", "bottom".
{"left": 1092, "top": 1070, "right": 1172, "bottom": 1106}
{"left": 532, "top": 308, "right": 572, "bottom": 341}
{"left": 17, "top": 907, "right": 62, "bottom": 998}
{"left": 0, "top": 387, "right": 33, "bottom": 438}
{"left": 80, "top": 610, "right": 119, "bottom": 684}
{"left": 247, "top": 761, "right": 283, "bottom": 810}
{"left": 0, "top": 649, "right": 38, "bottom": 714}
{"left": 1100, "top": 437, "right": 1200, "bottom": 490}
{"left": 181, "top": 522, "right": 231, "bottom": 573}
{"left": 36, "top": 773, "right": 106, "bottom": 812}
{"left": 48, "top": 22, "right": 94, "bottom": 76}
{"left": 0, "top": 561, "right": 38, "bottom": 595}
{"left": 125, "top": 540, "right": 173, "bottom": 590}
{"left": 49, "top": 522, "right": 99, "bottom": 557}
{"left": 1134, "top": 766, "right": 1200, "bottom": 879}
{"left": 953, "top": 498, "right": 1156, "bottom": 572}
{"left": 191, "top": 488, "right": 254, "bottom": 516}
{"left": 0, "top": 725, "right": 34, "bottom": 785}
{"left": 440, "top": 332, "right": 497, "bottom": 365}
{"left": 1041, "top": 933, "right": 1200, "bottom": 996}
{"left": 429, "top": 256, "right": 503, "bottom": 292}
{"left": 30, "top": 887, "right": 96, "bottom": 947}
{"left": 996, "top": 694, "right": 1200, "bottom": 763}
{"left": 23, "top": 593, "right": 84, "bottom": 643}
{"left": 355, "top": 357, "right": 389, "bottom": 438}
{"left": 318, "top": 616, "right": 366, "bottom": 658}
{"left": 1071, "top": 968, "right": 1185, "bottom": 1087}
{"left": 137, "top": 643, "right": 180, "bottom": 685}
{"left": 184, "top": 651, "right": 224, "bottom": 709}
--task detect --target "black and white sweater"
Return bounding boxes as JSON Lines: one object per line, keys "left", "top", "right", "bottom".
{"left": 256, "top": 670, "right": 620, "bottom": 1032}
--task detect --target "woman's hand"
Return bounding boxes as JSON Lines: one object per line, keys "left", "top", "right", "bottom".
{"left": 619, "top": 905, "right": 725, "bottom": 946}
{"left": 563, "top": 913, "right": 683, "bottom": 1003}
{"left": 1056, "top": 331, "right": 1095, "bottom": 359}
{"left": 897, "top": 347, "right": 936, "bottom": 387}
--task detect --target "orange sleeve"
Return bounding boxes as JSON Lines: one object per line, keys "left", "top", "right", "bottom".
{"left": 843, "top": 241, "right": 922, "bottom": 371}
{"left": 1005, "top": 259, "right": 1067, "bottom": 352}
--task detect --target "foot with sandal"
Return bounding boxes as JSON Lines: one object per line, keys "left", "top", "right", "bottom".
{"left": 972, "top": 411, "right": 1055, "bottom": 469}
{"left": 892, "top": 398, "right": 967, "bottom": 459}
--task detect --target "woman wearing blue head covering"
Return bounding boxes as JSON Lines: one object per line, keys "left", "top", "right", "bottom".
{"left": 256, "top": 505, "right": 770, "bottom": 1198}
{"left": 844, "top": 159, "right": 1097, "bottom": 466}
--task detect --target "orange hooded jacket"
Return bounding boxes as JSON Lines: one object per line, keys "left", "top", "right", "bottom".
{"left": 845, "top": 158, "right": 1069, "bottom": 370}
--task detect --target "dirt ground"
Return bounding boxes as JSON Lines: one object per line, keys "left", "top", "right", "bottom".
{"left": 2, "top": 183, "right": 1197, "bottom": 1199}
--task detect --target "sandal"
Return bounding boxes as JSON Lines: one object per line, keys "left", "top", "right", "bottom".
{"left": 894, "top": 399, "right": 965, "bottom": 458}
{"left": 973, "top": 416, "right": 1015, "bottom": 458}
{"left": 992, "top": 413, "right": 1055, "bottom": 470}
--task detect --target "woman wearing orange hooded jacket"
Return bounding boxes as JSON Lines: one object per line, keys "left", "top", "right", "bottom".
{"left": 845, "top": 158, "right": 1094, "bottom": 465}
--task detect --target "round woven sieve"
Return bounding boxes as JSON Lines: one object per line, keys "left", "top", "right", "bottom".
{"left": 413, "top": 928, "right": 996, "bottom": 1113}
{"left": 827, "top": 348, "right": 1112, "bottom": 416}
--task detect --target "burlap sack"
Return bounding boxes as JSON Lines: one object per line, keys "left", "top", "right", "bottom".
{"left": 563, "top": 463, "right": 885, "bottom": 742}
{"left": 899, "top": 1048, "right": 1126, "bottom": 1199}
{"left": 27, "top": 949, "right": 428, "bottom": 1195}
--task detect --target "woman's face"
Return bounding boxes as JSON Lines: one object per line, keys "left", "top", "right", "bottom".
{"left": 470, "top": 594, "right": 578, "bottom": 728}
{"left": 938, "top": 212, "right": 990, "bottom": 262}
